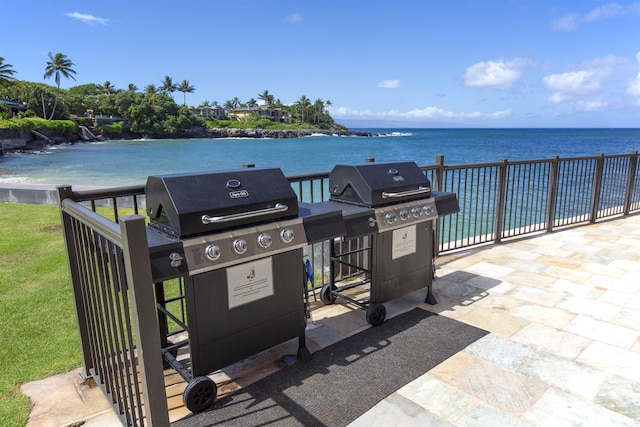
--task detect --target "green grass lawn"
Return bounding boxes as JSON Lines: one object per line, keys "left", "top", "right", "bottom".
{"left": 0, "top": 202, "right": 82, "bottom": 425}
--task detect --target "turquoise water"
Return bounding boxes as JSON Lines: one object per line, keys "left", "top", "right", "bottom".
{"left": 1, "top": 128, "right": 639, "bottom": 187}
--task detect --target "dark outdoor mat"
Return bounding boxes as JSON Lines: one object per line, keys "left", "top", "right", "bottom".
{"left": 173, "top": 308, "right": 488, "bottom": 427}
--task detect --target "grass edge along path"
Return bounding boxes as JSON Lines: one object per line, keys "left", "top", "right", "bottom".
{"left": 0, "top": 202, "right": 82, "bottom": 426}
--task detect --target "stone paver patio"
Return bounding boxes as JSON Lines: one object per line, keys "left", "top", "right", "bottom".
{"left": 22, "top": 214, "right": 640, "bottom": 426}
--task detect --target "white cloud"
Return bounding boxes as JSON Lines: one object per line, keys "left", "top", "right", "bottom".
{"left": 66, "top": 12, "right": 108, "bottom": 25}
{"left": 627, "top": 51, "right": 640, "bottom": 97}
{"left": 463, "top": 59, "right": 530, "bottom": 89}
{"left": 551, "top": 13, "right": 580, "bottom": 30}
{"left": 329, "top": 105, "right": 511, "bottom": 121}
{"left": 377, "top": 79, "right": 400, "bottom": 88}
{"left": 552, "top": 2, "right": 640, "bottom": 30}
{"left": 585, "top": 3, "right": 627, "bottom": 22}
{"left": 575, "top": 99, "right": 610, "bottom": 112}
{"left": 543, "top": 70, "right": 600, "bottom": 95}
{"left": 285, "top": 13, "right": 303, "bottom": 23}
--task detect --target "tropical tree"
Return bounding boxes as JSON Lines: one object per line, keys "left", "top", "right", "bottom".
{"left": 0, "top": 57, "right": 17, "bottom": 86}
{"left": 100, "top": 80, "right": 115, "bottom": 95}
{"left": 177, "top": 79, "right": 195, "bottom": 105}
{"left": 227, "top": 97, "right": 241, "bottom": 109}
{"left": 43, "top": 52, "right": 76, "bottom": 120}
{"left": 127, "top": 83, "right": 138, "bottom": 92}
{"left": 246, "top": 98, "right": 258, "bottom": 108}
{"left": 160, "top": 75, "right": 177, "bottom": 96}
{"left": 144, "top": 84, "right": 158, "bottom": 95}
{"left": 258, "top": 90, "right": 274, "bottom": 106}
{"left": 294, "top": 95, "right": 311, "bottom": 123}
{"left": 312, "top": 98, "right": 324, "bottom": 124}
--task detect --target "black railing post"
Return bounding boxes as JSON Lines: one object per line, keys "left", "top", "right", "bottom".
{"left": 624, "top": 151, "right": 638, "bottom": 215}
{"left": 433, "top": 155, "right": 445, "bottom": 256}
{"left": 119, "top": 215, "right": 170, "bottom": 427}
{"left": 57, "top": 185, "right": 93, "bottom": 378}
{"left": 589, "top": 153, "right": 605, "bottom": 223}
{"left": 494, "top": 159, "right": 508, "bottom": 243}
{"left": 434, "top": 155, "right": 445, "bottom": 192}
{"left": 546, "top": 156, "right": 560, "bottom": 232}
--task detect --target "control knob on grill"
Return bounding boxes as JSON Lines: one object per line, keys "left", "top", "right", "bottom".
{"left": 233, "top": 238, "right": 248, "bottom": 254}
{"left": 280, "top": 228, "right": 295, "bottom": 244}
{"left": 422, "top": 205, "right": 434, "bottom": 215}
{"left": 384, "top": 212, "right": 397, "bottom": 224}
{"left": 204, "top": 244, "right": 221, "bottom": 261}
{"left": 411, "top": 207, "right": 421, "bottom": 217}
{"left": 399, "top": 209, "right": 409, "bottom": 221}
{"left": 257, "top": 233, "right": 273, "bottom": 249}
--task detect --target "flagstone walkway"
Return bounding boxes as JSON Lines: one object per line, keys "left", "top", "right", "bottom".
{"left": 21, "top": 214, "right": 640, "bottom": 426}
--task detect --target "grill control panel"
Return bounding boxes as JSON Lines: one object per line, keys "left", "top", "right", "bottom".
{"left": 181, "top": 218, "right": 308, "bottom": 275}
{"left": 373, "top": 198, "right": 439, "bottom": 232}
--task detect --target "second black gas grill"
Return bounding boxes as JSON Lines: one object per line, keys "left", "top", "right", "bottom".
{"left": 315, "top": 162, "right": 459, "bottom": 326}
{"left": 145, "top": 168, "right": 344, "bottom": 413}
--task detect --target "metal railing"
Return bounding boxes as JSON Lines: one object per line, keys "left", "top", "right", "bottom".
{"left": 57, "top": 151, "right": 640, "bottom": 426}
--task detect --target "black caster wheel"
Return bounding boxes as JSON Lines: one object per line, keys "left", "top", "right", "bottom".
{"left": 366, "top": 303, "right": 386, "bottom": 326}
{"left": 183, "top": 376, "right": 217, "bottom": 413}
{"left": 320, "top": 283, "right": 337, "bottom": 305}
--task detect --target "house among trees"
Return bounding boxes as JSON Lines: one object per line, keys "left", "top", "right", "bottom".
{"left": 227, "top": 106, "right": 291, "bottom": 123}
{"left": 189, "top": 105, "right": 226, "bottom": 120}
{"left": 0, "top": 99, "right": 27, "bottom": 117}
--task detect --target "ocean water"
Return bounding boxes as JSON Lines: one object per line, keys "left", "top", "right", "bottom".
{"left": 1, "top": 128, "right": 639, "bottom": 187}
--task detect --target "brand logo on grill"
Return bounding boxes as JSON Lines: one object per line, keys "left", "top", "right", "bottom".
{"left": 229, "top": 190, "right": 249, "bottom": 198}
{"left": 393, "top": 176, "right": 405, "bottom": 182}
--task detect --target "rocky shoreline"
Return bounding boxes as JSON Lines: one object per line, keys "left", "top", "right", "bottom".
{"left": 0, "top": 126, "right": 376, "bottom": 155}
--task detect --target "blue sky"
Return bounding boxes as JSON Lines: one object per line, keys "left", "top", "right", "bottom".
{"left": 2, "top": 0, "right": 640, "bottom": 128}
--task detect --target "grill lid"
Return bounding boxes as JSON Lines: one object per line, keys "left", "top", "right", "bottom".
{"left": 329, "top": 162, "right": 431, "bottom": 207}
{"left": 145, "top": 168, "right": 299, "bottom": 237}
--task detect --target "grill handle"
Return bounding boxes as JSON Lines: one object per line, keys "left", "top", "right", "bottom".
{"left": 201, "top": 203, "right": 289, "bottom": 224}
{"left": 382, "top": 186, "right": 431, "bottom": 199}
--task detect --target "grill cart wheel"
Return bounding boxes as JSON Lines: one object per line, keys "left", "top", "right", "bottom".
{"left": 320, "top": 283, "right": 337, "bottom": 305}
{"left": 183, "top": 376, "right": 217, "bottom": 413}
{"left": 366, "top": 303, "right": 386, "bottom": 326}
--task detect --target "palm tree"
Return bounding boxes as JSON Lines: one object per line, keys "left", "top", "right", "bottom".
{"left": 127, "top": 83, "right": 138, "bottom": 92}
{"left": 246, "top": 98, "right": 258, "bottom": 108}
{"left": 0, "top": 57, "right": 17, "bottom": 86}
{"left": 312, "top": 98, "right": 324, "bottom": 124}
{"left": 43, "top": 52, "right": 76, "bottom": 120}
{"left": 295, "top": 95, "right": 311, "bottom": 123}
{"left": 177, "top": 80, "right": 195, "bottom": 105}
{"left": 144, "top": 84, "right": 158, "bottom": 94}
{"left": 229, "top": 97, "right": 241, "bottom": 109}
{"left": 101, "top": 80, "right": 115, "bottom": 95}
{"left": 160, "top": 75, "right": 176, "bottom": 96}
{"left": 258, "top": 90, "right": 274, "bottom": 106}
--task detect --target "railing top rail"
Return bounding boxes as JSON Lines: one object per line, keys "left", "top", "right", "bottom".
{"left": 62, "top": 184, "right": 146, "bottom": 202}
{"left": 60, "top": 198, "right": 126, "bottom": 244}
{"left": 287, "top": 171, "right": 331, "bottom": 182}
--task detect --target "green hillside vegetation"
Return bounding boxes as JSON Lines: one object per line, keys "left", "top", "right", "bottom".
{"left": 0, "top": 55, "right": 341, "bottom": 138}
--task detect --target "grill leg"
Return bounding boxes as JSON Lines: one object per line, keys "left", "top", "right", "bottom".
{"left": 425, "top": 283, "right": 438, "bottom": 305}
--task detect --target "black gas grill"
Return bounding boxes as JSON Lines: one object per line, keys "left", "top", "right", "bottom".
{"left": 145, "top": 168, "right": 344, "bottom": 413}
{"left": 316, "top": 162, "right": 459, "bottom": 325}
